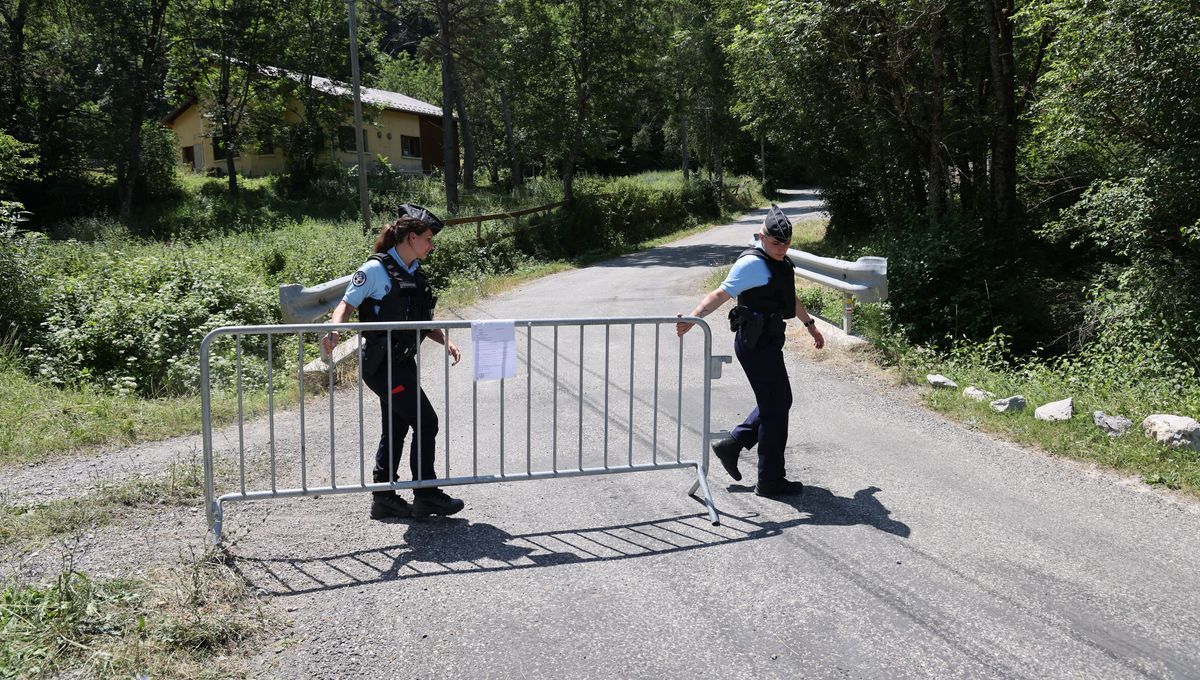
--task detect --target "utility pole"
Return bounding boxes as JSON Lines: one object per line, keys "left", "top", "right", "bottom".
{"left": 347, "top": 0, "right": 371, "bottom": 233}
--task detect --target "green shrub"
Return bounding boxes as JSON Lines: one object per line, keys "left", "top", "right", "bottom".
{"left": 137, "top": 122, "right": 182, "bottom": 201}
{"left": 28, "top": 246, "right": 277, "bottom": 396}
{"left": 0, "top": 220, "right": 49, "bottom": 344}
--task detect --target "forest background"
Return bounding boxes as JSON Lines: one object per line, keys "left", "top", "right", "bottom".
{"left": 0, "top": 0, "right": 1198, "bottom": 488}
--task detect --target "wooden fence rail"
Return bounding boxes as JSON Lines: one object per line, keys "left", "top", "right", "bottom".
{"left": 443, "top": 201, "right": 569, "bottom": 240}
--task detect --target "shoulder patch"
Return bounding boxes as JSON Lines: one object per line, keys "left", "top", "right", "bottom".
{"left": 351, "top": 270, "right": 367, "bottom": 287}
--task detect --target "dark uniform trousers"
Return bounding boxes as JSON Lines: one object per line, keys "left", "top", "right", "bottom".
{"left": 363, "top": 355, "right": 439, "bottom": 490}
{"left": 730, "top": 326, "right": 792, "bottom": 485}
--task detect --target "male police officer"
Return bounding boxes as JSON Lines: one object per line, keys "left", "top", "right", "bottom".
{"left": 676, "top": 204, "right": 824, "bottom": 496}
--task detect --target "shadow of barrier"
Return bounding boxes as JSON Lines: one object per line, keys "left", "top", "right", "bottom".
{"left": 230, "top": 485, "right": 910, "bottom": 596}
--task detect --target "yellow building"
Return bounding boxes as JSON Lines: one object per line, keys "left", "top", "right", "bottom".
{"left": 164, "top": 72, "right": 449, "bottom": 178}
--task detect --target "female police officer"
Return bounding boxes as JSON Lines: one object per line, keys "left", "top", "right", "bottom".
{"left": 676, "top": 204, "right": 824, "bottom": 497}
{"left": 322, "top": 204, "right": 465, "bottom": 519}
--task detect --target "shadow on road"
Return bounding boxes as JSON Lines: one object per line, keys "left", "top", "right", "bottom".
{"left": 727, "top": 484, "right": 910, "bottom": 538}
{"left": 592, "top": 243, "right": 743, "bottom": 269}
{"left": 232, "top": 485, "right": 908, "bottom": 597}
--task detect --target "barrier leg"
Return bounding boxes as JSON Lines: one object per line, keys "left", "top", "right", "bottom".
{"left": 210, "top": 499, "right": 225, "bottom": 546}
{"left": 689, "top": 464, "right": 721, "bottom": 526}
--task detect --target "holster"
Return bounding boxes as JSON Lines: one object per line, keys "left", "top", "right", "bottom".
{"left": 361, "top": 335, "right": 417, "bottom": 376}
{"left": 729, "top": 305, "right": 766, "bottom": 349}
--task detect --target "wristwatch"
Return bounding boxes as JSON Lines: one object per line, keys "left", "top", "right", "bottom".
{"left": 803, "top": 318, "right": 816, "bottom": 328}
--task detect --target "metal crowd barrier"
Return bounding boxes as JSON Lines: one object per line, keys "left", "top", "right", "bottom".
{"left": 200, "top": 316, "right": 728, "bottom": 544}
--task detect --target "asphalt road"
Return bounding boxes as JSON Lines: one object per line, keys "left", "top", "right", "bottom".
{"left": 224, "top": 189, "right": 1200, "bottom": 679}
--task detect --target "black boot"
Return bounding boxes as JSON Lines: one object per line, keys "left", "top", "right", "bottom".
{"left": 711, "top": 437, "right": 743, "bottom": 481}
{"left": 370, "top": 492, "right": 412, "bottom": 519}
{"left": 413, "top": 488, "right": 465, "bottom": 517}
{"left": 755, "top": 479, "right": 804, "bottom": 497}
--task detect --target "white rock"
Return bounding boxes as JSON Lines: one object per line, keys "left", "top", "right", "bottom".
{"left": 1093, "top": 411, "right": 1132, "bottom": 437}
{"left": 1035, "top": 397, "right": 1074, "bottom": 422}
{"left": 927, "top": 374, "right": 958, "bottom": 389}
{"left": 989, "top": 395, "right": 1026, "bottom": 413}
{"left": 963, "top": 386, "right": 995, "bottom": 401}
{"left": 1142, "top": 414, "right": 1200, "bottom": 451}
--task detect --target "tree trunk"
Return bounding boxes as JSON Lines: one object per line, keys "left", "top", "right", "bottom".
{"left": 680, "top": 112, "right": 689, "bottom": 180}
{"left": 1, "top": 0, "right": 29, "bottom": 132}
{"left": 499, "top": 84, "right": 522, "bottom": 188}
{"left": 224, "top": 127, "right": 239, "bottom": 194}
{"left": 217, "top": 59, "right": 239, "bottom": 196}
{"left": 713, "top": 133, "right": 724, "bottom": 200}
{"left": 563, "top": 0, "right": 591, "bottom": 205}
{"left": 118, "top": 116, "right": 144, "bottom": 221}
{"left": 450, "top": 66, "right": 475, "bottom": 192}
{"left": 437, "top": 0, "right": 458, "bottom": 212}
{"left": 981, "top": 0, "right": 1018, "bottom": 234}
{"left": 927, "top": 9, "right": 946, "bottom": 225}
{"left": 118, "top": 0, "right": 171, "bottom": 223}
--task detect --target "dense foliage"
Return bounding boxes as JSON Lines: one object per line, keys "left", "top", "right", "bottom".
{"left": 727, "top": 0, "right": 1200, "bottom": 380}
{"left": 0, "top": 171, "right": 749, "bottom": 398}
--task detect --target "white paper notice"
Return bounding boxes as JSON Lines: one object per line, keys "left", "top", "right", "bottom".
{"left": 471, "top": 320, "right": 517, "bottom": 382}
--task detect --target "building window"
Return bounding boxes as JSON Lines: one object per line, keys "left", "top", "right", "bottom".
{"left": 212, "top": 135, "right": 239, "bottom": 161}
{"left": 256, "top": 132, "right": 278, "bottom": 156}
{"left": 400, "top": 135, "right": 421, "bottom": 159}
{"left": 338, "top": 126, "right": 367, "bottom": 153}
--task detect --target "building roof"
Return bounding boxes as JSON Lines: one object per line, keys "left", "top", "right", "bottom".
{"left": 266, "top": 66, "right": 443, "bottom": 117}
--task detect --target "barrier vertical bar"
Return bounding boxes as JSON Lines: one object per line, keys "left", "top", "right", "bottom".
{"left": 578, "top": 324, "right": 585, "bottom": 471}
{"left": 358, "top": 333, "right": 365, "bottom": 488}
{"left": 267, "top": 333, "right": 276, "bottom": 494}
{"left": 697, "top": 321, "right": 719, "bottom": 524}
{"left": 628, "top": 323, "right": 635, "bottom": 468}
{"left": 526, "top": 324, "right": 532, "bottom": 476}
{"left": 603, "top": 324, "right": 610, "bottom": 469}
{"left": 416, "top": 328, "right": 422, "bottom": 482}
{"left": 298, "top": 332, "right": 307, "bottom": 492}
{"left": 236, "top": 335, "right": 245, "bottom": 496}
{"left": 200, "top": 333, "right": 216, "bottom": 539}
{"left": 676, "top": 336, "right": 683, "bottom": 463}
{"left": 444, "top": 326, "right": 450, "bottom": 479}
{"left": 552, "top": 326, "right": 559, "bottom": 474}
{"left": 472, "top": 370, "right": 478, "bottom": 476}
{"left": 328, "top": 330, "right": 336, "bottom": 490}
{"left": 500, "top": 373, "right": 506, "bottom": 477}
{"left": 387, "top": 332, "right": 394, "bottom": 491}
{"left": 652, "top": 324, "right": 660, "bottom": 465}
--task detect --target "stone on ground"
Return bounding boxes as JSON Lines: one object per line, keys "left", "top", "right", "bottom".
{"left": 964, "top": 386, "right": 995, "bottom": 401}
{"left": 927, "top": 374, "right": 958, "bottom": 389}
{"left": 1035, "top": 397, "right": 1074, "bottom": 422}
{"left": 1093, "top": 411, "right": 1132, "bottom": 437}
{"left": 990, "top": 395, "right": 1027, "bottom": 413}
{"left": 1142, "top": 414, "right": 1200, "bottom": 451}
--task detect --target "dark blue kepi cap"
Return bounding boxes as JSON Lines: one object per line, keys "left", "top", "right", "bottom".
{"left": 764, "top": 203, "right": 792, "bottom": 241}
{"left": 398, "top": 203, "right": 445, "bottom": 234}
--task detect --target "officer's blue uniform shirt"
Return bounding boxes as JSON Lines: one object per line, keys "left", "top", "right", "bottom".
{"left": 720, "top": 243, "right": 773, "bottom": 297}
{"left": 342, "top": 247, "right": 420, "bottom": 312}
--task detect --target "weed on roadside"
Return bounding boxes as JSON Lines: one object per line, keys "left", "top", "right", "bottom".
{"left": 1, "top": 459, "right": 208, "bottom": 553}
{"left": 0, "top": 545, "right": 271, "bottom": 679}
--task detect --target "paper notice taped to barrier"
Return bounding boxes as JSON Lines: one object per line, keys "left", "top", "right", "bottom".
{"left": 471, "top": 320, "right": 517, "bottom": 382}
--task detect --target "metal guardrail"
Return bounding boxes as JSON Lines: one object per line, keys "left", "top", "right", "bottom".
{"left": 787, "top": 249, "right": 888, "bottom": 334}
{"left": 200, "top": 316, "right": 728, "bottom": 544}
